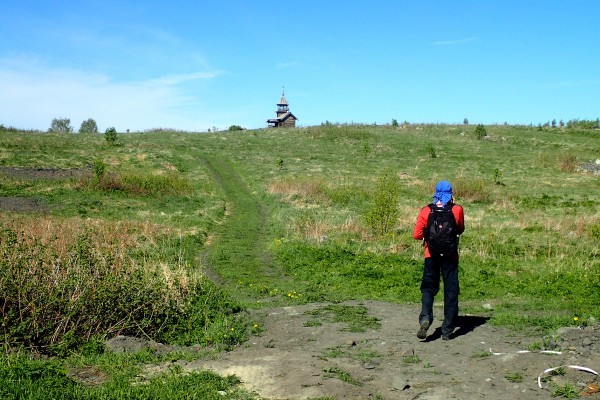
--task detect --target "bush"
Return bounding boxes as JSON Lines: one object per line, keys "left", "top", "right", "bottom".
{"left": 0, "top": 218, "right": 241, "bottom": 354}
{"left": 228, "top": 125, "right": 244, "bottom": 131}
{"left": 104, "top": 127, "right": 117, "bottom": 145}
{"left": 427, "top": 144, "right": 436, "bottom": 158}
{"left": 79, "top": 118, "right": 98, "bottom": 133}
{"left": 48, "top": 118, "right": 73, "bottom": 133}
{"left": 474, "top": 124, "right": 487, "bottom": 139}
{"left": 93, "top": 159, "right": 107, "bottom": 180}
{"left": 364, "top": 171, "right": 401, "bottom": 236}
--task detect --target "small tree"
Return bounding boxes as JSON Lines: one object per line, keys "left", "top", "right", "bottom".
{"left": 463, "top": 118, "right": 469, "bottom": 126}
{"left": 364, "top": 171, "right": 401, "bottom": 237}
{"left": 391, "top": 119, "right": 399, "bottom": 127}
{"left": 474, "top": 124, "right": 487, "bottom": 139}
{"left": 48, "top": 118, "right": 73, "bottom": 133}
{"left": 104, "top": 127, "right": 117, "bottom": 145}
{"left": 93, "top": 159, "right": 107, "bottom": 180}
{"left": 79, "top": 118, "right": 98, "bottom": 133}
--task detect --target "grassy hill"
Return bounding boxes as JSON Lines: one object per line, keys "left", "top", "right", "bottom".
{"left": 0, "top": 123, "right": 598, "bottom": 398}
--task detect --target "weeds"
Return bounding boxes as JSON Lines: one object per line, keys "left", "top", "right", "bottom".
{"left": 470, "top": 351, "right": 491, "bottom": 359}
{"left": 323, "top": 367, "right": 362, "bottom": 386}
{"left": 551, "top": 383, "right": 580, "bottom": 398}
{"left": 505, "top": 372, "right": 523, "bottom": 383}
{"left": 82, "top": 170, "right": 191, "bottom": 196}
{"left": 402, "top": 354, "right": 421, "bottom": 364}
{"left": 427, "top": 144, "right": 436, "bottom": 158}
{"left": 304, "top": 304, "right": 381, "bottom": 333}
{"left": 0, "top": 216, "right": 244, "bottom": 354}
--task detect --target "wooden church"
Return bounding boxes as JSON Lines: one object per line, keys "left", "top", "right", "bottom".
{"left": 267, "top": 88, "right": 298, "bottom": 128}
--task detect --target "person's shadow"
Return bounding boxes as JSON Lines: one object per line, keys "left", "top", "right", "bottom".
{"left": 425, "top": 315, "right": 489, "bottom": 341}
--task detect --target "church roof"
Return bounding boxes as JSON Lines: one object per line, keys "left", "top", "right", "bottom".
{"left": 267, "top": 111, "right": 298, "bottom": 123}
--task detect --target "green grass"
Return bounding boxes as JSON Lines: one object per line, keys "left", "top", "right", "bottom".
{"left": 0, "top": 352, "right": 256, "bottom": 400}
{"left": 322, "top": 366, "right": 362, "bottom": 386}
{"left": 0, "top": 123, "right": 599, "bottom": 397}
{"left": 303, "top": 304, "right": 381, "bottom": 332}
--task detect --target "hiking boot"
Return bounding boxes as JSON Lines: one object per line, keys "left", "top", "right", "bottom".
{"left": 417, "top": 321, "right": 430, "bottom": 339}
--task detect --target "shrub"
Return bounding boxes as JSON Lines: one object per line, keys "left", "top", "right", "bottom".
{"left": 228, "top": 125, "right": 244, "bottom": 131}
{"left": 391, "top": 119, "right": 398, "bottom": 127}
{"left": 427, "top": 144, "right": 436, "bottom": 158}
{"left": 104, "top": 127, "right": 117, "bottom": 145}
{"left": 93, "top": 159, "right": 107, "bottom": 180}
{"left": 559, "top": 153, "right": 577, "bottom": 173}
{"left": 474, "top": 124, "right": 487, "bottom": 139}
{"left": 48, "top": 118, "right": 73, "bottom": 133}
{"left": 364, "top": 171, "right": 401, "bottom": 236}
{"left": 79, "top": 118, "right": 98, "bottom": 133}
{"left": 0, "top": 217, "right": 241, "bottom": 354}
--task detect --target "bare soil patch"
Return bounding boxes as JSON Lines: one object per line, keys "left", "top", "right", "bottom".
{"left": 0, "top": 196, "right": 48, "bottom": 212}
{"left": 105, "top": 301, "right": 599, "bottom": 399}
{"left": 0, "top": 166, "right": 92, "bottom": 180}
{"left": 0, "top": 166, "right": 92, "bottom": 212}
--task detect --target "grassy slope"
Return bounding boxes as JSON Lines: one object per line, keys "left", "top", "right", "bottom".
{"left": 191, "top": 124, "right": 600, "bottom": 327}
{"left": 1, "top": 126, "right": 599, "bottom": 326}
{"left": 0, "top": 124, "right": 599, "bottom": 398}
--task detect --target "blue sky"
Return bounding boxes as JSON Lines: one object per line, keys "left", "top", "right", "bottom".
{"left": 1, "top": 1, "right": 598, "bottom": 132}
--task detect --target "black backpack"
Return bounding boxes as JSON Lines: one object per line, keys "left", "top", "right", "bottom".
{"left": 425, "top": 203, "right": 459, "bottom": 257}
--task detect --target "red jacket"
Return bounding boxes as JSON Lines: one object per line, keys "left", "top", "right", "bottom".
{"left": 413, "top": 202, "right": 465, "bottom": 258}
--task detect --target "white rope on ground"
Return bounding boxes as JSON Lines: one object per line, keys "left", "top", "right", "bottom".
{"left": 484, "top": 346, "right": 599, "bottom": 391}
{"left": 489, "top": 348, "right": 562, "bottom": 355}
{"left": 537, "top": 365, "right": 599, "bottom": 389}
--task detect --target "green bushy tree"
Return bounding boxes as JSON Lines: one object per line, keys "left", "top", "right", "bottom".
{"left": 475, "top": 124, "right": 487, "bottom": 139}
{"left": 104, "top": 127, "right": 117, "bottom": 145}
{"left": 364, "top": 171, "right": 401, "bottom": 237}
{"left": 48, "top": 118, "right": 73, "bottom": 133}
{"left": 79, "top": 118, "right": 98, "bottom": 133}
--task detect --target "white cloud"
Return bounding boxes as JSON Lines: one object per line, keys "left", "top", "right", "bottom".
{"left": 432, "top": 37, "right": 477, "bottom": 46}
{"left": 0, "top": 58, "right": 225, "bottom": 132}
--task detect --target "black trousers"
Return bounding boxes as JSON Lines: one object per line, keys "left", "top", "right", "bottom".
{"left": 419, "top": 256, "right": 459, "bottom": 337}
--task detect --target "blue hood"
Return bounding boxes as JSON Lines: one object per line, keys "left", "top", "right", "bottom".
{"left": 433, "top": 180, "right": 453, "bottom": 206}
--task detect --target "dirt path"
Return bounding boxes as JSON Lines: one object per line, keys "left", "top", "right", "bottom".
{"left": 132, "top": 300, "right": 599, "bottom": 399}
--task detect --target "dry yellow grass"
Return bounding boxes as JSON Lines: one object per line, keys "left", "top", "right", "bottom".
{"left": 267, "top": 176, "right": 330, "bottom": 204}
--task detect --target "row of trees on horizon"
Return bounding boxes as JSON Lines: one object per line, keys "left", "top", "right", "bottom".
{"left": 1, "top": 116, "right": 599, "bottom": 134}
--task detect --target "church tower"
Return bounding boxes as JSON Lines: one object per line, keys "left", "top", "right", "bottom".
{"left": 276, "top": 88, "right": 290, "bottom": 117}
{"left": 267, "top": 87, "right": 298, "bottom": 128}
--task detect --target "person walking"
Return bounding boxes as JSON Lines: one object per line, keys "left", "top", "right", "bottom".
{"left": 413, "top": 180, "right": 465, "bottom": 340}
